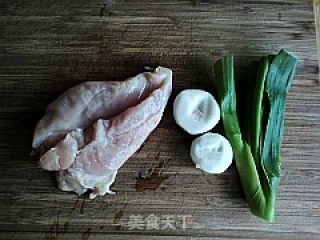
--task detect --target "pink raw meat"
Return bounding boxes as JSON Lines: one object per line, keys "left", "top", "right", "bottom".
{"left": 32, "top": 67, "right": 172, "bottom": 199}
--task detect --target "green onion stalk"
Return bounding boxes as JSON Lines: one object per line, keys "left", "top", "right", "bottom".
{"left": 214, "top": 50, "right": 297, "bottom": 222}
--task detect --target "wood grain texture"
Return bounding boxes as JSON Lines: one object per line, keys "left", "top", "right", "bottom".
{"left": 0, "top": 0, "right": 319, "bottom": 239}
{"left": 314, "top": 0, "right": 320, "bottom": 79}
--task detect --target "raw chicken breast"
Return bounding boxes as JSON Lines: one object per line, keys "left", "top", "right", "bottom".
{"left": 32, "top": 67, "right": 172, "bottom": 199}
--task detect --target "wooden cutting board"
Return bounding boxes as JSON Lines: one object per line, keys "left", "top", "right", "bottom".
{"left": 0, "top": 1, "right": 319, "bottom": 239}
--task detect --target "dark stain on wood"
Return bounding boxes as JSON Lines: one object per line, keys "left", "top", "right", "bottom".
{"left": 47, "top": 221, "right": 58, "bottom": 240}
{"left": 45, "top": 217, "right": 69, "bottom": 240}
{"left": 292, "top": 33, "right": 303, "bottom": 40}
{"left": 194, "top": 0, "right": 210, "bottom": 6}
{"left": 136, "top": 157, "right": 170, "bottom": 192}
{"left": 113, "top": 208, "right": 124, "bottom": 230}
{"left": 49, "top": 217, "right": 60, "bottom": 240}
{"left": 80, "top": 199, "right": 85, "bottom": 214}
{"left": 136, "top": 174, "right": 169, "bottom": 192}
{"left": 70, "top": 199, "right": 79, "bottom": 213}
{"left": 81, "top": 228, "right": 91, "bottom": 240}
{"left": 63, "top": 222, "right": 69, "bottom": 233}
{"left": 100, "top": 0, "right": 116, "bottom": 17}
{"left": 243, "top": 6, "right": 253, "bottom": 14}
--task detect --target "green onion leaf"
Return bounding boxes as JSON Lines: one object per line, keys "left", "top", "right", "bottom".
{"left": 215, "top": 50, "right": 297, "bottom": 222}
